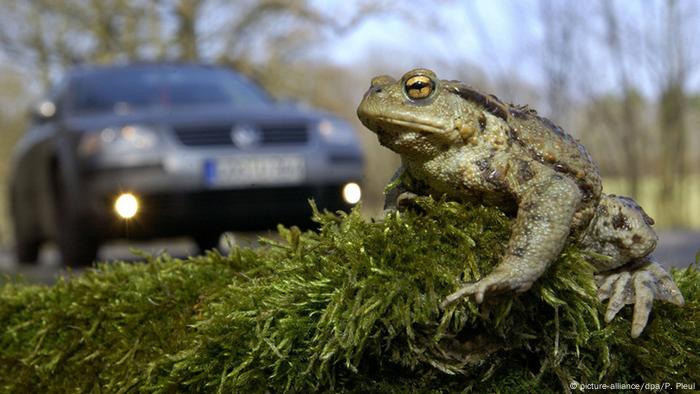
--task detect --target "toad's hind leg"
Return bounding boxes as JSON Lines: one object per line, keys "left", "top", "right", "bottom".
{"left": 581, "top": 194, "right": 684, "bottom": 337}
{"left": 595, "top": 259, "right": 684, "bottom": 337}
{"left": 580, "top": 194, "right": 658, "bottom": 271}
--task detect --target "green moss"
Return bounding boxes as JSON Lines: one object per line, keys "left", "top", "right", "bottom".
{"left": 0, "top": 197, "right": 698, "bottom": 392}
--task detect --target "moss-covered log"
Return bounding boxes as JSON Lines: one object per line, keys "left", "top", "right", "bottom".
{"left": 1, "top": 198, "right": 698, "bottom": 392}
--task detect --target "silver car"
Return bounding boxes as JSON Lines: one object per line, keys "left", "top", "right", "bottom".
{"left": 9, "top": 64, "right": 364, "bottom": 266}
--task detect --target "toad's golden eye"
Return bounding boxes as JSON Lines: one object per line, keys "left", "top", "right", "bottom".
{"left": 404, "top": 75, "right": 435, "bottom": 100}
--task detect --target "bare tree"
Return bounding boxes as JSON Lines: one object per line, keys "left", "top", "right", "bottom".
{"left": 649, "top": 0, "right": 696, "bottom": 226}
{"left": 211, "top": 1, "right": 387, "bottom": 81}
{"left": 536, "top": 0, "right": 580, "bottom": 126}
{"left": 175, "top": 0, "right": 203, "bottom": 61}
{"left": 0, "top": 0, "right": 163, "bottom": 88}
{"left": 598, "top": 0, "right": 646, "bottom": 197}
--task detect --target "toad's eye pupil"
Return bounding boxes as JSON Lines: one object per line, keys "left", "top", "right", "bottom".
{"left": 405, "top": 75, "right": 434, "bottom": 100}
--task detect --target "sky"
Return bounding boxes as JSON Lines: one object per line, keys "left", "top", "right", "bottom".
{"left": 326, "top": 2, "right": 520, "bottom": 67}
{"left": 312, "top": 0, "right": 700, "bottom": 98}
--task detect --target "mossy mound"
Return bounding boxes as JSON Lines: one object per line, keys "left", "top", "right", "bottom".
{"left": 1, "top": 198, "right": 698, "bottom": 393}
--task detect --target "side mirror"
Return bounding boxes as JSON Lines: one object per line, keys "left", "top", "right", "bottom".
{"left": 277, "top": 98, "right": 298, "bottom": 106}
{"left": 278, "top": 98, "right": 310, "bottom": 110}
{"left": 30, "top": 99, "right": 58, "bottom": 123}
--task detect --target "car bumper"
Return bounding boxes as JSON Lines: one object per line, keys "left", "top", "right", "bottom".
{"left": 79, "top": 151, "right": 362, "bottom": 239}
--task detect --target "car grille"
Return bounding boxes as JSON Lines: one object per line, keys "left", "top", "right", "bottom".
{"left": 144, "top": 187, "right": 317, "bottom": 209}
{"left": 174, "top": 124, "right": 309, "bottom": 147}
{"left": 133, "top": 185, "right": 347, "bottom": 225}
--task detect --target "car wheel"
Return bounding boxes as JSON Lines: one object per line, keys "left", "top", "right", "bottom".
{"left": 194, "top": 232, "right": 221, "bottom": 253}
{"left": 53, "top": 172, "right": 99, "bottom": 267}
{"left": 11, "top": 192, "right": 41, "bottom": 264}
{"left": 56, "top": 226, "right": 99, "bottom": 268}
{"left": 14, "top": 235, "right": 41, "bottom": 264}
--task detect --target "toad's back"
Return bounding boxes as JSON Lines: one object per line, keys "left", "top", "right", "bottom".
{"left": 448, "top": 82, "right": 603, "bottom": 230}
{"left": 507, "top": 105, "right": 602, "bottom": 206}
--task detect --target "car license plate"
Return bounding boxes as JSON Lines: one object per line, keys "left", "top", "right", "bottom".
{"left": 204, "top": 156, "right": 305, "bottom": 187}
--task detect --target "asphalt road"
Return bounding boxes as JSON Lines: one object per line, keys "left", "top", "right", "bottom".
{"left": 0, "top": 231, "right": 698, "bottom": 285}
{"left": 0, "top": 232, "right": 267, "bottom": 284}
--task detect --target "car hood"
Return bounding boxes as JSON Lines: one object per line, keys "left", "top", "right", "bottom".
{"left": 62, "top": 104, "right": 329, "bottom": 132}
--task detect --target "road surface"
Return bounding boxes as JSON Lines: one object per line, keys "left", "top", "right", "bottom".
{"left": 0, "top": 232, "right": 267, "bottom": 284}
{"left": 1, "top": 231, "right": 698, "bottom": 285}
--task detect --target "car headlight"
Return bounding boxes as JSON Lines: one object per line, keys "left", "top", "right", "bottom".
{"left": 317, "top": 119, "right": 358, "bottom": 145}
{"left": 79, "top": 125, "right": 160, "bottom": 156}
{"left": 114, "top": 193, "right": 140, "bottom": 219}
{"left": 342, "top": 182, "right": 362, "bottom": 204}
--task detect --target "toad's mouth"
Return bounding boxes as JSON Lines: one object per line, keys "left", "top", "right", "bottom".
{"left": 375, "top": 117, "right": 445, "bottom": 134}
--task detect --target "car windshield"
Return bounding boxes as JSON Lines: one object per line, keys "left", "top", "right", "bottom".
{"left": 70, "top": 66, "right": 271, "bottom": 113}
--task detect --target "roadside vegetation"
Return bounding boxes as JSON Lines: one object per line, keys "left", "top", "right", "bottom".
{"left": 1, "top": 199, "right": 698, "bottom": 392}
{"left": 603, "top": 176, "right": 700, "bottom": 229}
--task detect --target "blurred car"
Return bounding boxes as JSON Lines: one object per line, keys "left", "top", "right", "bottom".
{"left": 9, "top": 63, "right": 364, "bottom": 266}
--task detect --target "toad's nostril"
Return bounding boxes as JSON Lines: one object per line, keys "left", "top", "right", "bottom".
{"left": 373, "top": 87, "right": 383, "bottom": 93}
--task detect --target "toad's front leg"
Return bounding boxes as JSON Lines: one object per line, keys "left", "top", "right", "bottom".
{"left": 442, "top": 174, "right": 582, "bottom": 307}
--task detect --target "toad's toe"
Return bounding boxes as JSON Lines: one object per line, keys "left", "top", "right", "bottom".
{"left": 604, "top": 271, "right": 633, "bottom": 323}
{"left": 631, "top": 271, "right": 654, "bottom": 338}
{"left": 442, "top": 270, "right": 533, "bottom": 308}
{"left": 596, "top": 273, "right": 619, "bottom": 301}
{"left": 646, "top": 262, "right": 685, "bottom": 306}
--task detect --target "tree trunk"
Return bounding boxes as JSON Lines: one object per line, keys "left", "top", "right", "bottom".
{"left": 657, "top": 83, "right": 687, "bottom": 226}
{"left": 620, "top": 91, "right": 641, "bottom": 198}
{"left": 175, "top": 0, "right": 201, "bottom": 61}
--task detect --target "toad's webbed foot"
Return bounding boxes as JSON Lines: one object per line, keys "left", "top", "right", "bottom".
{"left": 596, "top": 260, "right": 684, "bottom": 338}
{"left": 441, "top": 268, "right": 534, "bottom": 308}
{"left": 383, "top": 191, "right": 420, "bottom": 217}
{"left": 396, "top": 191, "right": 419, "bottom": 210}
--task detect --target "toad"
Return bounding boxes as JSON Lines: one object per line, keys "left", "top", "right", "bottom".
{"left": 357, "top": 68, "right": 684, "bottom": 338}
